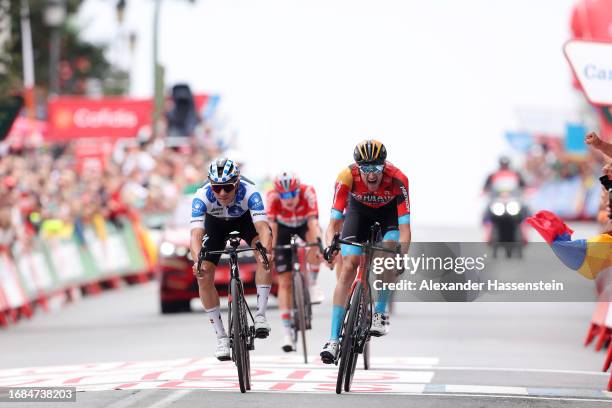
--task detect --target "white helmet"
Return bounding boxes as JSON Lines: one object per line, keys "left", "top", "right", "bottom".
{"left": 208, "top": 157, "right": 240, "bottom": 183}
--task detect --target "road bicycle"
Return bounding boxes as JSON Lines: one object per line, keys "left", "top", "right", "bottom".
{"left": 274, "top": 236, "right": 323, "bottom": 363}
{"left": 325, "top": 222, "right": 397, "bottom": 394}
{"left": 197, "top": 231, "right": 270, "bottom": 393}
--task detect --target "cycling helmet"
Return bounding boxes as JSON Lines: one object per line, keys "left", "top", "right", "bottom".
{"left": 208, "top": 157, "right": 240, "bottom": 183}
{"left": 274, "top": 172, "right": 300, "bottom": 193}
{"left": 353, "top": 139, "right": 387, "bottom": 165}
{"left": 499, "top": 156, "right": 511, "bottom": 169}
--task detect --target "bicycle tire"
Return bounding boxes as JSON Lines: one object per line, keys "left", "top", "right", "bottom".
{"left": 231, "top": 278, "right": 248, "bottom": 393}
{"left": 363, "top": 339, "right": 370, "bottom": 370}
{"left": 345, "top": 283, "right": 365, "bottom": 392}
{"left": 336, "top": 282, "right": 362, "bottom": 394}
{"left": 293, "top": 271, "right": 308, "bottom": 364}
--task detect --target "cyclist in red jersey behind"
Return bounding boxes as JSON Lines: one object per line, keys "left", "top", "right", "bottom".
{"left": 320, "top": 140, "right": 412, "bottom": 363}
{"left": 267, "top": 172, "right": 324, "bottom": 352}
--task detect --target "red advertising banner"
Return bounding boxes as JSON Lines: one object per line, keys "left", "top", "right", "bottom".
{"left": 48, "top": 97, "right": 152, "bottom": 141}
{"left": 47, "top": 94, "right": 209, "bottom": 141}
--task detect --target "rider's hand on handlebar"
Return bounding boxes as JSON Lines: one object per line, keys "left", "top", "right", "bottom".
{"left": 323, "top": 245, "right": 339, "bottom": 266}
{"left": 255, "top": 241, "right": 272, "bottom": 270}
{"left": 192, "top": 262, "right": 204, "bottom": 278}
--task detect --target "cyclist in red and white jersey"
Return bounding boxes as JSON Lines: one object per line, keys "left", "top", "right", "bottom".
{"left": 267, "top": 172, "right": 324, "bottom": 352}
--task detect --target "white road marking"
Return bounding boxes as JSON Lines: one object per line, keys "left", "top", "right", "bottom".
{"left": 445, "top": 384, "right": 528, "bottom": 395}
{"left": 426, "top": 366, "right": 610, "bottom": 377}
{"left": 104, "top": 389, "right": 157, "bottom": 408}
{"left": 0, "top": 357, "right": 608, "bottom": 399}
{"left": 147, "top": 390, "right": 192, "bottom": 408}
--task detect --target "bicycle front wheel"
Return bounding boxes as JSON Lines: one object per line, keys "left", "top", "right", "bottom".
{"left": 231, "top": 278, "right": 249, "bottom": 393}
{"left": 293, "top": 271, "right": 308, "bottom": 364}
{"left": 336, "top": 282, "right": 362, "bottom": 394}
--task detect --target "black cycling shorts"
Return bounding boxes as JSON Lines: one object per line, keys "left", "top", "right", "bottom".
{"left": 341, "top": 197, "right": 398, "bottom": 244}
{"left": 203, "top": 212, "right": 258, "bottom": 265}
{"left": 274, "top": 223, "right": 308, "bottom": 273}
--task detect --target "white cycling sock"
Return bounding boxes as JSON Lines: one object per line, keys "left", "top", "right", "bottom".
{"left": 280, "top": 309, "right": 292, "bottom": 336}
{"left": 256, "top": 284, "right": 271, "bottom": 317}
{"left": 307, "top": 263, "right": 319, "bottom": 286}
{"left": 204, "top": 306, "right": 227, "bottom": 339}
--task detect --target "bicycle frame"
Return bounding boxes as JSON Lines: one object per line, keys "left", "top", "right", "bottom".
{"left": 274, "top": 236, "right": 322, "bottom": 362}
{"left": 329, "top": 223, "right": 397, "bottom": 393}
{"left": 198, "top": 232, "right": 269, "bottom": 393}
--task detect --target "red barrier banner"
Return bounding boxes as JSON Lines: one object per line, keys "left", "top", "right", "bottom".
{"left": 47, "top": 97, "right": 153, "bottom": 141}
{"left": 47, "top": 95, "right": 210, "bottom": 141}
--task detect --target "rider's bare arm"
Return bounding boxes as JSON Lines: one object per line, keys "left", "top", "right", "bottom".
{"left": 306, "top": 217, "right": 321, "bottom": 242}
{"left": 326, "top": 218, "right": 343, "bottom": 247}
{"left": 269, "top": 220, "right": 278, "bottom": 247}
{"left": 398, "top": 223, "right": 411, "bottom": 254}
{"left": 254, "top": 220, "right": 273, "bottom": 253}
{"left": 190, "top": 227, "right": 205, "bottom": 269}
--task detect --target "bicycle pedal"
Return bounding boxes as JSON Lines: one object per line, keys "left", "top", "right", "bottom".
{"left": 255, "top": 329, "right": 270, "bottom": 339}
{"left": 216, "top": 355, "right": 231, "bottom": 362}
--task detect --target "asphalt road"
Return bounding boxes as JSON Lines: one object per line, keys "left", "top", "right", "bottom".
{"left": 0, "top": 224, "right": 611, "bottom": 407}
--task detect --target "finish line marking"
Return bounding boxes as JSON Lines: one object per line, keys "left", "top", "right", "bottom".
{"left": 0, "top": 356, "right": 609, "bottom": 399}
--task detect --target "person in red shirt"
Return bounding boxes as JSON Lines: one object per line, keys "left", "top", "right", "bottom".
{"left": 320, "top": 140, "right": 412, "bottom": 363}
{"left": 267, "top": 172, "right": 323, "bottom": 352}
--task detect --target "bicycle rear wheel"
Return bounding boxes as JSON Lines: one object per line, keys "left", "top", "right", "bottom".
{"left": 363, "top": 339, "right": 370, "bottom": 370}
{"left": 293, "top": 271, "right": 308, "bottom": 364}
{"left": 231, "top": 278, "right": 248, "bottom": 393}
{"left": 336, "top": 283, "right": 362, "bottom": 394}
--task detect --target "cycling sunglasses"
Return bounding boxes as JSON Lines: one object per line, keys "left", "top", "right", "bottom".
{"left": 279, "top": 189, "right": 300, "bottom": 199}
{"left": 359, "top": 164, "right": 384, "bottom": 174}
{"left": 211, "top": 182, "right": 237, "bottom": 193}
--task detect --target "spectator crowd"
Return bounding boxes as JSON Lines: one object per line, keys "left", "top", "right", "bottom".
{"left": 0, "top": 131, "right": 221, "bottom": 253}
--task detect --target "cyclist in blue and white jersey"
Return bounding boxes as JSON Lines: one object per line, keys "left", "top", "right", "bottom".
{"left": 190, "top": 157, "right": 273, "bottom": 361}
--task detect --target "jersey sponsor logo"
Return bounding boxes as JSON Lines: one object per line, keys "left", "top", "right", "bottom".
{"left": 192, "top": 198, "right": 207, "bottom": 217}
{"left": 351, "top": 193, "right": 392, "bottom": 204}
{"left": 400, "top": 185, "right": 410, "bottom": 211}
{"left": 209, "top": 207, "right": 223, "bottom": 215}
{"left": 248, "top": 192, "right": 265, "bottom": 211}
{"left": 228, "top": 205, "right": 245, "bottom": 216}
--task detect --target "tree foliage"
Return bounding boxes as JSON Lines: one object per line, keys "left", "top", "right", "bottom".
{"left": 0, "top": 0, "right": 126, "bottom": 103}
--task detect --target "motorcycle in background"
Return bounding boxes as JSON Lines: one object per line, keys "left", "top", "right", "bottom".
{"left": 485, "top": 189, "right": 528, "bottom": 259}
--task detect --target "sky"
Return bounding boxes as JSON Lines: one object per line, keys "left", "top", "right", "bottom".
{"left": 77, "top": 0, "right": 581, "bottom": 231}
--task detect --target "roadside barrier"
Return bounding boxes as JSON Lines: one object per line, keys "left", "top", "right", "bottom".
{"left": 584, "top": 270, "right": 612, "bottom": 391}
{"left": 0, "top": 217, "right": 155, "bottom": 328}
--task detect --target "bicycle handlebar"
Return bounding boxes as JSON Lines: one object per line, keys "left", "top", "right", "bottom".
{"left": 273, "top": 237, "right": 324, "bottom": 252}
{"left": 323, "top": 233, "right": 398, "bottom": 262}
{"left": 197, "top": 241, "right": 270, "bottom": 271}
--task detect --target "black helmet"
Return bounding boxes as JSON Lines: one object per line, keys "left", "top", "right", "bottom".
{"left": 353, "top": 139, "right": 387, "bottom": 165}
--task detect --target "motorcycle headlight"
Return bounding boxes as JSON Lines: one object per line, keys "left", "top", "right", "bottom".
{"left": 490, "top": 202, "right": 506, "bottom": 216}
{"left": 506, "top": 201, "right": 521, "bottom": 216}
{"left": 160, "top": 242, "right": 176, "bottom": 257}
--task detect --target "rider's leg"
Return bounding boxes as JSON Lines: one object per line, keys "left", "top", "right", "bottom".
{"left": 197, "top": 260, "right": 227, "bottom": 338}
{"left": 305, "top": 225, "right": 322, "bottom": 286}
{"left": 330, "top": 251, "right": 360, "bottom": 340}
{"left": 252, "top": 236, "right": 272, "bottom": 318}
{"left": 374, "top": 230, "right": 400, "bottom": 315}
{"left": 277, "top": 271, "right": 293, "bottom": 336}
